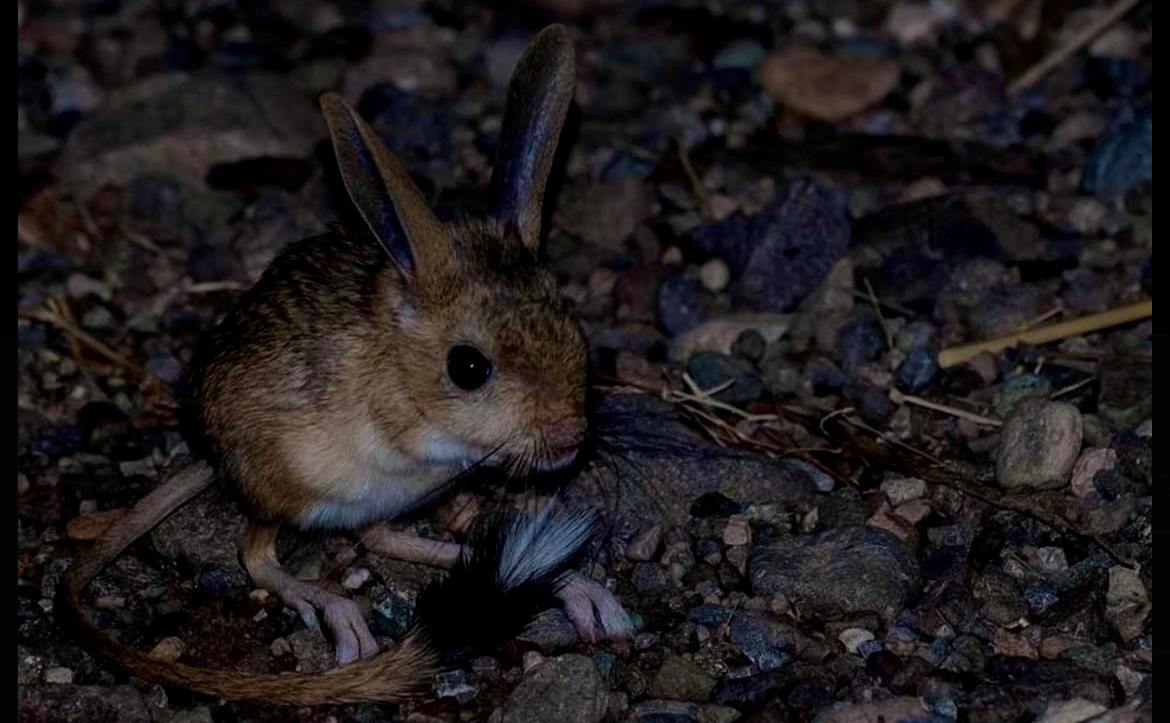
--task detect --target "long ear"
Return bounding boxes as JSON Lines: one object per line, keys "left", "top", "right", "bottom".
{"left": 320, "top": 92, "right": 446, "bottom": 280}
{"left": 489, "top": 24, "right": 576, "bottom": 251}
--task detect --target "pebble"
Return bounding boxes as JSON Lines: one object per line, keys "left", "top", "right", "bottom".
{"left": 648, "top": 655, "right": 716, "bottom": 702}
{"left": 626, "top": 525, "right": 664, "bottom": 562}
{"left": 1105, "top": 566, "right": 1150, "bottom": 642}
{"left": 880, "top": 477, "right": 927, "bottom": 506}
{"left": 18, "top": 684, "right": 151, "bottom": 722}
{"left": 688, "top": 180, "right": 850, "bottom": 314}
{"left": 699, "top": 258, "right": 731, "bottom": 292}
{"left": 816, "top": 697, "right": 929, "bottom": 723}
{"left": 727, "top": 331, "right": 769, "bottom": 370}
{"left": 727, "top": 611, "right": 792, "bottom": 672}
{"left": 996, "top": 399, "right": 1083, "bottom": 490}
{"left": 434, "top": 670, "right": 477, "bottom": 703}
{"left": 632, "top": 563, "right": 671, "bottom": 596}
{"left": 722, "top": 515, "right": 751, "bottom": 546}
{"left": 838, "top": 628, "right": 875, "bottom": 655}
{"left": 270, "top": 638, "right": 292, "bottom": 657}
{"left": 342, "top": 567, "right": 371, "bottom": 590}
{"left": 685, "top": 353, "right": 763, "bottom": 405}
{"left": 523, "top": 651, "right": 545, "bottom": 672}
{"left": 501, "top": 654, "right": 606, "bottom": 723}
{"left": 624, "top": 700, "right": 703, "bottom": 723}
{"left": 894, "top": 347, "right": 937, "bottom": 392}
{"left": 44, "top": 667, "right": 74, "bottom": 684}
{"left": 835, "top": 314, "right": 887, "bottom": 371}
{"left": 1036, "top": 699, "right": 1107, "bottom": 723}
{"left": 518, "top": 610, "right": 578, "bottom": 654}
{"left": 148, "top": 637, "right": 185, "bottom": 662}
{"left": 992, "top": 374, "right": 1054, "bottom": 419}
{"left": 893, "top": 499, "right": 932, "bottom": 525}
{"left": 1082, "top": 105, "right": 1152, "bottom": 198}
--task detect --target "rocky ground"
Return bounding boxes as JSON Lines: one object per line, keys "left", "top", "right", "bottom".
{"left": 17, "top": 1, "right": 1153, "bottom": 722}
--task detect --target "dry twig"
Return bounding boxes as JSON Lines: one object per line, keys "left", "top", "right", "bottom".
{"left": 1008, "top": 0, "right": 1146, "bottom": 96}
{"left": 937, "top": 299, "right": 1151, "bottom": 368}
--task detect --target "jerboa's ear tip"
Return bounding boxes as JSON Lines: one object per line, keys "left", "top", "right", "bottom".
{"left": 318, "top": 92, "right": 351, "bottom": 119}
{"left": 531, "top": 24, "right": 575, "bottom": 63}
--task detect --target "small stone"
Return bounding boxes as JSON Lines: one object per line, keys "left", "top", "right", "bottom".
{"left": 993, "top": 374, "right": 1054, "bottom": 419}
{"left": 835, "top": 314, "right": 886, "bottom": 371}
{"left": 722, "top": 515, "right": 751, "bottom": 546}
{"left": 1033, "top": 547, "right": 1069, "bottom": 574}
{"left": 1106, "top": 566, "right": 1150, "bottom": 642}
{"left": 1097, "top": 362, "right": 1153, "bottom": 430}
{"left": 880, "top": 477, "right": 927, "bottom": 506}
{"left": 149, "top": 636, "right": 185, "bottom": 662}
{"left": 287, "top": 629, "right": 332, "bottom": 673}
{"left": 1024, "top": 582, "right": 1060, "bottom": 614}
{"left": 816, "top": 697, "right": 929, "bottom": 723}
{"left": 632, "top": 563, "right": 671, "bottom": 596}
{"left": 626, "top": 700, "right": 704, "bottom": 723}
{"left": 702, "top": 704, "right": 743, "bottom": 723}
{"left": 992, "top": 627, "right": 1039, "bottom": 659}
{"left": 519, "top": 610, "right": 578, "bottom": 654}
{"left": 727, "top": 611, "right": 792, "bottom": 672}
{"left": 699, "top": 259, "right": 731, "bottom": 292}
{"left": 649, "top": 655, "right": 717, "bottom": 702}
{"left": 686, "top": 353, "right": 764, "bottom": 405}
{"left": 44, "top": 667, "right": 74, "bottom": 684}
{"left": 523, "top": 651, "right": 546, "bottom": 672}
{"left": 1036, "top": 698, "right": 1107, "bottom": 723}
{"left": 1070, "top": 448, "right": 1118, "bottom": 498}
{"left": 627, "top": 525, "right": 664, "bottom": 562}
{"left": 893, "top": 500, "right": 932, "bottom": 525}
{"left": 502, "top": 654, "right": 606, "bottom": 723}
{"left": 66, "top": 508, "right": 126, "bottom": 541}
{"left": 838, "top": 628, "right": 875, "bottom": 655}
{"left": 996, "top": 399, "right": 1083, "bottom": 490}
{"left": 556, "top": 179, "right": 652, "bottom": 249}
{"left": 342, "top": 567, "right": 371, "bottom": 590}
{"left": 759, "top": 46, "right": 900, "bottom": 123}
{"left": 894, "top": 347, "right": 937, "bottom": 392}
{"left": 434, "top": 670, "right": 477, "bottom": 703}
{"left": 270, "top": 638, "right": 292, "bottom": 657}
{"left": 731, "top": 329, "right": 767, "bottom": 362}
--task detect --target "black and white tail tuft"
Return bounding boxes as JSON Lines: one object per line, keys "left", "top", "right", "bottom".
{"left": 413, "top": 501, "right": 598, "bottom": 659}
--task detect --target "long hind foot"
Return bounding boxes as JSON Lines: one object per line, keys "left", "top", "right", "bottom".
{"left": 363, "top": 522, "right": 634, "bottom": 643}
{"left": 556, "top": 571, "right": 634, "bottom": 643}
{"left": 243, "top": 523, "right": 378, "bottom": 665}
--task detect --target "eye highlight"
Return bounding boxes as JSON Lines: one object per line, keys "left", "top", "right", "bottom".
{"left": 447, "top": 345, "right": 493, "bottom": 391}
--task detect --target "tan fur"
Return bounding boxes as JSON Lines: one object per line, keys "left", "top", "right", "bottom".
{"left": 58, "top": 25, "right": 584, "bottom": 705}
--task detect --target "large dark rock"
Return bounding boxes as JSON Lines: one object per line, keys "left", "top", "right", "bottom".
{"left": 686, "top": 179, "right": 850, "bottom": 313}
{"left": 749, "top": 525, "right": 920, "bottom": 623}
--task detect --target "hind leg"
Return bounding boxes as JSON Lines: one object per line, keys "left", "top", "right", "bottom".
{"left": 361, "top": 522, "right": 633, "bottom": 641}
{"left": 242, "top": 522, "right": 378, "bottom": 665}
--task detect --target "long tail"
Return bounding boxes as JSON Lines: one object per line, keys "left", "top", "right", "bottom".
{"left": 56, "top": 466, "right": 597, "bottom": 705}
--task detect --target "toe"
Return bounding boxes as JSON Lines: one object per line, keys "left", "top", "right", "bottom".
{"left": 556, "top": 578, "right": 600, "bottom": 643}
{"left": 323, "top": 599, "right": 367, "bottom": 666}
{"left": 293, "top": 600, "right": 323, "bottom": 636}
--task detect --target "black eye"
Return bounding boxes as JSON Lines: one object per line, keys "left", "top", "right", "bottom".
{"left": 447, "top": 345, "right": 493, "bottom": 391}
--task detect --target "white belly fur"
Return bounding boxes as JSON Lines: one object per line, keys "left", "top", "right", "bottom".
{"left": 294, "top": 420, "right": 477, "bottom": 531}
